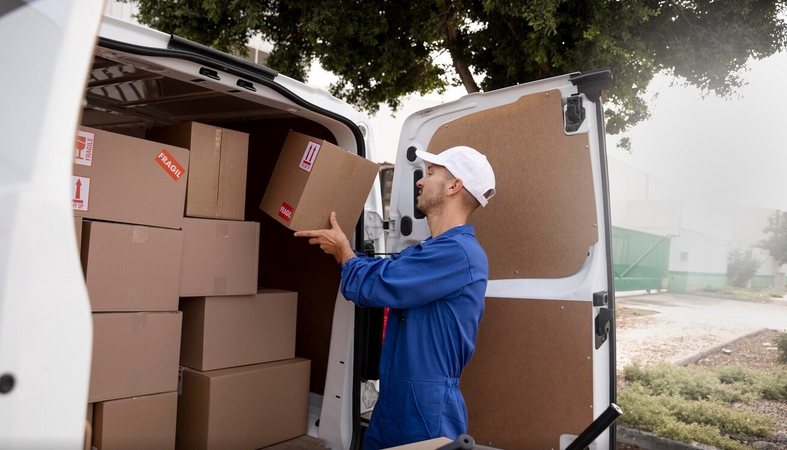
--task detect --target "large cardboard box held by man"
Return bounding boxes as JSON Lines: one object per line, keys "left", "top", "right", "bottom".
{"left": 81, "top": 221, "right": 183, "bottom": 312}
{"left": 260, "top": 130, "right": 379, "bottom": 233}
{"left": 179, "top": 289, "right": 297, "bottom": 371}
{"left": 147, "top": 122, "right": 249, "bottom": 221}
{"left": 176, "top": 358, "right": 310, "bottom": 450}
{"left": 72, "top": 126, "right": 189, "bottom": 230}
{"left": 92, "top": 391, "right": 177, "bottom": 450}
{"left": 89, "top": 312, "right": 182, "bottom": 403}
{"left": 179, "top": 218, "right": 259, "bottom": 297}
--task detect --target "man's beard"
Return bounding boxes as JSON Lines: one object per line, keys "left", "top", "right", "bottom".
{"left": 416, "top": 189, "right": 444, "bottom": 217}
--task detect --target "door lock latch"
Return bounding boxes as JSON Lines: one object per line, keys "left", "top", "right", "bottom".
{"left": 595, "top": 308, "right": 614, "bottom": 349}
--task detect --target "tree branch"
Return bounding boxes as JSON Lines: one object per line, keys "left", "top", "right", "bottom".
{"left": 670, "top": 0, "right": 707, "bottom": 32}
{"left": 443, "top": 23, "right": 480, "bottom": 93}
{"left": 438, "top": 3, "right": 479, "bottom": 94}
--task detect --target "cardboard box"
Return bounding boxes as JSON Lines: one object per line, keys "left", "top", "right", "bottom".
{"left": 93, "top": 391, "right": 177, "bottom": 450}
{"left": 382, "top": 438, "right": 453, "bottom": 450}
{"left": 89, "top": 312, "right": 182, "bottom": 403}
{"left": 147, "top": 122, "right": 249, "bottom": 220}
{"left": 75, "top": 216, "right": 83, "bottom": 252}
{"left": 176, "top": 358, "right": 311, "bottom": 450}
{"left": 179, "top": 289, "right": 298, "bottom": 371}
{"left": 260, "top": 130, "right": 379, "bottom": 233}
{"left": 179, "top": 218, "right": 259, "bottom": 297}
{"left": 82, "top": 221, "right": 183, "bottom": 312}
{"left": 72, "top": 126, "right": 189, "bottom": 229}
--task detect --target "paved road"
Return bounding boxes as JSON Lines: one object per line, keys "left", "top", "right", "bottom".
{"left": 613, "top": 292, "right": 786, "bottom": 370}
{"left": 617, "top": 292, "right": 787, "bottom": 332}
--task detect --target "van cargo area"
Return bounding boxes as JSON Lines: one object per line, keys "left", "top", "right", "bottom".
{"left": 82, "top": 52, "right": 353, "bottom": 400}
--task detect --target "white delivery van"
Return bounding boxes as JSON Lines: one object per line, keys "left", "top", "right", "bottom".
{"left": 0, "top": 2, "right": 618, "bottom": 450}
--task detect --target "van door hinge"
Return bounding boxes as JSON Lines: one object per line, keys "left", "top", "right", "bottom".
{"left": 565, "top": 94, "right": 586, "bottom": 133}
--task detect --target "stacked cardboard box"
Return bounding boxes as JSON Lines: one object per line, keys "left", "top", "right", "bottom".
{"left": 176, "top": 290, "right": 309, "bottom": 450}
{"left": 74, "top": 127, "right": 188, "bottom": 450}
{"left": 146, "top": 123, "right": 310, "bottom": 449}
{"left": 73, "top": 125, "right": 380, "bottom": 449}
{"left": 146, "top": 122, "right": 249, "bottom": 221}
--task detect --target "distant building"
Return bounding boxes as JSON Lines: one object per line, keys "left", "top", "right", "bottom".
{"left": 609, "top": 157, "right": 784, "bottom": 292}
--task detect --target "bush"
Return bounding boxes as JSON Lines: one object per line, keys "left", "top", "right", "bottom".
{"left": 727, "top": 249, "right": 761, "bottom": 288}
{"left": 619, "top": 363, "right": 787, "bottom": 450}
{"left": 776, "top": 332, "right": 787, "bottom": 364}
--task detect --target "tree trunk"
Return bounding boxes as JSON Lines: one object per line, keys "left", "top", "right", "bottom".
{"left": 442, "top": 23, "right": 479, "bottom": 93}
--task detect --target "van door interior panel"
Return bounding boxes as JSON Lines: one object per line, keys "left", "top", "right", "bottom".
{"left": 426, "top": 90, "right": 599, "bottom": 279}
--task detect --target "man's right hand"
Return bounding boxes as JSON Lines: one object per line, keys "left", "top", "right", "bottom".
{"left": 294, "top": 212, "right": 356, "bottom": 266}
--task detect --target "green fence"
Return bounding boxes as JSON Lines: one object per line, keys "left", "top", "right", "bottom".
{"left": 750, "top": 274, "right": 776, "bottom": 289}
{"left": 667, "top": 271, "right": 727, "bottom": 293}
{"left": 612, "top": 227, "right": 671, "bottom": 292}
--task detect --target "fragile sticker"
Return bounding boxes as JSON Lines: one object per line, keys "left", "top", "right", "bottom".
{"left": 156, "top": 149, "right": 185, "bottom": 181}
{"left": 74, "top": 130, "right": 94, "bottom": 167}
{"left": 299, "top": 141, "right": 321, "bottom": 172}
{"left": 72, "top": 176, "right": 90, "bottom": 212}
{"left": 279, "top": 202, "right": 294, "bottom": 222}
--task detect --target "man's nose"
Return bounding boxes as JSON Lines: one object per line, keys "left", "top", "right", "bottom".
{"left": 416, "top": 179, "right": 424, "bottom": 188}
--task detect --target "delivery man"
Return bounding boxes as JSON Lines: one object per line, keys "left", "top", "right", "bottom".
{"left": 295, "top": 146, "right": 496, "bottom": 449}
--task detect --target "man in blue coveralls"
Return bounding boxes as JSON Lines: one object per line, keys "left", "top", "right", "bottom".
{"left": 295, "top": 146, "right": 496, "bottom": 450}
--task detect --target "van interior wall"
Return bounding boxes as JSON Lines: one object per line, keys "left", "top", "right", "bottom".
{"left": 218, "top": 117, "right": 343, "bottom": 397}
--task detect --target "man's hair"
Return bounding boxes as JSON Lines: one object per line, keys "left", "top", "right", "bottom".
{"left": 460, "top": 187, "right": 481, "bottom": 213}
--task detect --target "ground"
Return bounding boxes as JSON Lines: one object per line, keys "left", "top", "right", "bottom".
{"left": 614, "top": 293, "right": 787, "bottom": 450}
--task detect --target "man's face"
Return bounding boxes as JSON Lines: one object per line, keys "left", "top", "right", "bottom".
{"left": 416, "top": 164, "right": 454, "bottom": 216}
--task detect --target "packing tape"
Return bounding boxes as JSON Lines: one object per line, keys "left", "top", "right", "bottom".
{"left": 214, "top": 129, "right": 223, "bottom": 217}
{"left": 214, "top": 128, "right": 223, "bottom": 153}
{"left": 132, "top": 227, "right": 148, "bottom": 244}
{"left": 132, "top": 313, "right": 148, "bottom": 331}
{"left": 215, "top": 222, "right": 229, "bottom": 238}
{"left": 214, "top": 276, "right": 227, "bottom": 295}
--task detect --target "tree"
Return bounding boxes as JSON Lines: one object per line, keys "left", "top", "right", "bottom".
{"left": 126, "top": 0, "right": 787, "bottom": 139}
{"left": 727, "top": 249, "right": 761, "bottom": 288}
{"left": 762, "top": 210, "right": 787, "bottom": 266}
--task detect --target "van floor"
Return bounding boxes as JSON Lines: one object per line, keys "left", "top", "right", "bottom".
{"left": 262, "top": 435, "right": 326, "bottom": 449}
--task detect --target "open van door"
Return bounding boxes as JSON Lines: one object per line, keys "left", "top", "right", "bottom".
{"left": 0, "top": 1, "right": 103, "bottom": 448}
{"left": 387, "top": 71, "right": 616, "bottom": 450}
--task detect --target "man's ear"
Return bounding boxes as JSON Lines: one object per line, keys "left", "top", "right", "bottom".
{"left": 446, "top": 178, "right": 464, "bottom": 197}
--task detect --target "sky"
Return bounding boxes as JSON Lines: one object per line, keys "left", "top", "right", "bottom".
{"left": 609, "top": 52, "right": 787, "bottom": 212}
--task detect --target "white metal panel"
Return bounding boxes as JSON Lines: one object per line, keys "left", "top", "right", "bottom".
{"left": 0, "top": 0, "right": 103, "bottom": 448}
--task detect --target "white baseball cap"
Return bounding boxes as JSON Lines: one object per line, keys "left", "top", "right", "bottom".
{"left": 415, "top": 146, "right": 496, "bottom": 207}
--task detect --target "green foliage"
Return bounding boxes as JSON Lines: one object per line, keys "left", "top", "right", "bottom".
{"left": 776, "top": 332, "right": 787, "bottom": 364}
{"left": 620, "top": 363, "right": 787, "bottom": 450}
{"left": 727, "top": 249, "right": 761, "bottom": 288}
{"left": 761, "top": 211, "right": 787, "bottom": 266}
{"left": 124, "top": 0, "right": 787, "bottom": 135}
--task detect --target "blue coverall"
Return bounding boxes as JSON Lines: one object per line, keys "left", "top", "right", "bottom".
{"left": 340, "top": 225, "right": 488, "bottom": 450}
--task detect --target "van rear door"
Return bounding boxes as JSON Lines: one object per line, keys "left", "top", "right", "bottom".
{"left": 387, "top": 71, "right": 616, "bottom": 450}
{"left": 0, "top": 1, "right": 103, "bottom": 448}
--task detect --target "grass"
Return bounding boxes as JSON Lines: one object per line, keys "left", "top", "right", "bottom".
{"left": 616, "top": 306, "right": 658, "bottom": 319}
{"left": 698, "top": 286, "right": 787, "bottom": 303}
{"left": 618, "top": 362, "right": 787, "bottom": 450}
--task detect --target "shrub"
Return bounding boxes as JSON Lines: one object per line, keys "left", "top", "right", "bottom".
{"left": 619, "top": 363, "right": 787, "bottom": 450}
{"left": 727, "top": 249, "right": 761, "bottom": 288}
{"left": 776, "top": 332, "right": 787, "bottom": 364}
